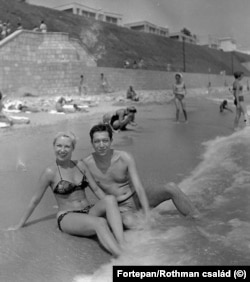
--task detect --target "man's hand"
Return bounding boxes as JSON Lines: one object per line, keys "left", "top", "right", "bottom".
{"left": 130, "top": 121, "right": 137, "bottom": 126}
{"left": 6, "top": 223, "right": 23, "bottom": 231}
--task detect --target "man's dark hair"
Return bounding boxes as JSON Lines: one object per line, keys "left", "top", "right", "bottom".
{"left": 234, "top": 71, "right": 244, "bottom": 79}
{"left": 127, "top": 106, "right": 137, "bottom": 113}
{"left": 89, "top": 123, "right": 113, "bottom": 142}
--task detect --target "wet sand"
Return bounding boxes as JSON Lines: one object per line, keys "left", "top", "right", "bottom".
{"left": 0, "top": 88, "right": 247, "bottom": 281}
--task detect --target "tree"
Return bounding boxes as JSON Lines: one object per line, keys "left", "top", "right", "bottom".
{"left": 181, "top": 28, "right": 192, "bottom": 37}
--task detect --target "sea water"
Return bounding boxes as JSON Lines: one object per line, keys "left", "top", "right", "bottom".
{"left": 0, "top": 97, "right": 250, "bottom": 282}
{"left": 73, "top": 101, "right": 250, "bottom": 282}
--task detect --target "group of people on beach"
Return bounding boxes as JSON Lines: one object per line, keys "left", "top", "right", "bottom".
{"left": 173, "top": 71, "right": 249, "bottom": 129}
{"left": 6, "top": 70, "right": 250, "bottom": 257}
{"left": 0, "top": 19, "right": 47, "bottom": 41}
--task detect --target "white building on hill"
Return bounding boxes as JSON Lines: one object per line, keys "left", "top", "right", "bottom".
{"left": 204, "top": 36, "right": 237, "bottom": 52}
{"left": 124, "top": 21, "right": 169, "bottom": 38}
{"left": 54, "top": 2, "right": 123, "bottom": 26}
{"left": 218, "top": 37, "right": 237, "bottom": 52}
{"left": 169, "top": 31, "right": 197, "bottom": 44}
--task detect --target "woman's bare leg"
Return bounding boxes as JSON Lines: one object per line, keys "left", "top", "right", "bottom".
{"left": 59, "top": 213, "right": 122, "bottom": 257}
{"left": 90, "top": 195, "right": 124, "bottom": 244}
{"left": 180, "top": 100, "right": 188, "bottom": 121}
{"left": 241, "top": 102, "right": 249, "bottom": 125}
{"left": 174, "top": 99, "right": 180, "bottom": 122}
{"left": 234, "top": 107, "right": 241, "bottom": 129}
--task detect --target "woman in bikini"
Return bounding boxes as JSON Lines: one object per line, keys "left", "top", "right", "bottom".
{"left": 232, "top": 71, "right": 249, "bottom": 130}
{"left": 173, "top": 73, "right": 188, "bottom": 123}
{"left": 8, "top": 132, "right": 124, "bottom": 257}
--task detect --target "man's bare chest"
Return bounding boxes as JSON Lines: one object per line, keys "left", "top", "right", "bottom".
{"left": 91, "top": 161, "right": 128, "bottom": 182}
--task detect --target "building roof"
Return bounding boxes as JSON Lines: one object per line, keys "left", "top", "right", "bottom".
{"left": 54, "top": 2, "right": 123, "bottom": 18}
{"left": 218, "top": 37, "right": 236, "bottom": 44}
{"left": 124, "top": 20, "right": 169, "bottom": 31}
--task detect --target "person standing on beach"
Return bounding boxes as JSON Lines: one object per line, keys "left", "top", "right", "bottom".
{"left": 8, "top": 132, "right": 124, "bottom": 257}
{"left": 84, "top": 124, "right": 199, "bottom": 229}
{"left": 232, "top": 71, "right": 249, "bottom": 130}
{"left": 100, "top": 73, "right": 113, "bottom": 93}
{"left": 173, "top": 73, "right": 188, "bottom": 123}
{"left": 79, "top": 74, "right": 88, "bottom": 95}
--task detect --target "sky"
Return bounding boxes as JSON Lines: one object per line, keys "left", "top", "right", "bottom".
{"left": 28, "top": 0, "right": 250, "bottom": 49}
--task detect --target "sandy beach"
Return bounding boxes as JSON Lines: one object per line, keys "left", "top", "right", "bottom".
{"left": 1, "top": 86, "right": 250, "bottom": 282}
{"left": 1, "top": 86, "right": 231, "bottom": 131}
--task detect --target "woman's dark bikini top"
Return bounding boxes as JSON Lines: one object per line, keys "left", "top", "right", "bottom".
{"left": 53, "top": 161, "right": 89, "bottom": 195}
{"left": 233, "top": 81, "right": 243, "bottom": 92}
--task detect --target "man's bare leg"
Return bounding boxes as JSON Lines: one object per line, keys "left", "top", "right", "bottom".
{"left": 147, "top": 182, "right": 200, "bottom": 218}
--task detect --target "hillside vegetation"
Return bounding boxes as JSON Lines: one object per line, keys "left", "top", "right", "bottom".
{"left": 1, "top": 0, "right": 250, "bottom": 75}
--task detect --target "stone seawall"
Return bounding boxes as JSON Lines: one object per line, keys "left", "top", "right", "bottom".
{"left": 0, "top": 30, "right": 236, "bottom": 97}
{"left": 0, "top": 30, "right": 96, "bottom": 96}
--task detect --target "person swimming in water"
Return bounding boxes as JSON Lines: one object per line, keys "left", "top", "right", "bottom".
{"left": 8, "top": 131, "right": 124, "bottom": 257}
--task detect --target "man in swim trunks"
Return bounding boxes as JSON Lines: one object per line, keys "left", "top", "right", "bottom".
{"left": 102, "top": 106, "right": 137, "bottom": 131}
{"left": 84, "top": 123, "right": 199, "bottom": 229}
{"left": 232, "top": 71, "right": 249, "bottom": 130}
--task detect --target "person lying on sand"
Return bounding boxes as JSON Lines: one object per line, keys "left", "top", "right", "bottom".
{"left": 0, "top": 92, "right": 13, "bottom": 125}
{"left": 55, "top": 97, "right": 88, "bottom": 113}
{"left": 17, "top": 103, "right": 40, "bottom": 113}
{"left": 0, "top": 92, "right": 30, "bottom": 125}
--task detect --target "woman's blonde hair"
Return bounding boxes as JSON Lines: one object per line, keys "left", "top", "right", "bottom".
{"left": 53, "top": 132, "right": 77, "bottom": 149}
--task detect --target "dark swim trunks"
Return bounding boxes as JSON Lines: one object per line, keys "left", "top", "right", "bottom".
{"left": 234, "top": 96, "right": 244, "bottom": 106}
{"left": 118, "top": 192, "right": 138, "bottom": 214}
{"left": 175, "top": 94, "right": 185, "bottom": 101}
{"left": 57, "top": 205, "right": 93, "bottom": 231}
{"left": 118, "top": 191, "right": 136, "bottom": 204}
